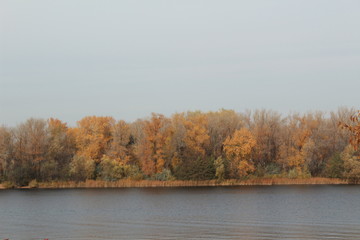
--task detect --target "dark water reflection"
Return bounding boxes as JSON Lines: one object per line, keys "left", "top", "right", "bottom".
{"left": 1, "top": 185, "right": 360, "bottom": 239}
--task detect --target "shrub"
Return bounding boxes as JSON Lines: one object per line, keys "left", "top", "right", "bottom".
{"left": 70, "top": 155, "right": 95, "bottom": 181}
{"left": 288, "top": 167, "right": 311, "bottom": 179}
{"left": 288, "top": 168, "right": 299, "bottom": 179}
{"left": 39, "top": 160, "right": 58, "bottom": 182}
{"left": 2, "top": 181, "right": 16, "bottom": 189}
{"left": 28, "top": 179, "right": 38, "bottom": 188}
{"left": 124, "top": 165, "right": 144, "bottom": 180}
{"left": 174, "top": 157, "right": 215, "bottom": 180}
{"left": 214, "top": 156, "right": 225, "bottom": 181}
{"left": 324, "top": 153, "right": 344, "bottom": 178}
{"left": 342, "top": 145, "right": 360, "bottom": 182}
{"left": 99, "top": 156, "right": 144, "bottom": 181}
{"left": 265, "top": 163, "right": 282, "bottom": 175}
{"left": 153, "top": 169, "right": 175, "bottom": 181}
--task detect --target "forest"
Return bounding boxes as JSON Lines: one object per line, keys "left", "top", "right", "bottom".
{"left": 0, "top": 108, "right": 359, "bottom": 187}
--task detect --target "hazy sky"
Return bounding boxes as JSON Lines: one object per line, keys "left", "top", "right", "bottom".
{"left": 1, "top": 0, "right": 359, "bottom": 126}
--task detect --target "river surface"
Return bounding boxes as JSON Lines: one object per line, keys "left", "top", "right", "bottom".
{"left": 1, "top": 185, "right": 360, "bottom": 240}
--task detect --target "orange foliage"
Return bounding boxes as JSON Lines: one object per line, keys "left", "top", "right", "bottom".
{"left": 138, "top": 114, "right": 173, "bottom": 175}
{"left": 278, "top": 115, "right": 316, "bottom": 170}
{"left": 72, "top": 116, "right": 114, "bottom": 162}
{"left": 47, "top": 118, "right": 73, "bottom": 158}
{"left": 183, "top": 113, "right": 210, "bottom": 156}
{"left": 206, "top": 109, "right": 242, "bottom": 157}
{"left": 107, "top": 120, "right": 131, "bottom": 164}
{"left": 48, "top": 118, "right": 68, "bottom": 133}
{"left": 223, "top": 128, "right": 256, "bottom": 177}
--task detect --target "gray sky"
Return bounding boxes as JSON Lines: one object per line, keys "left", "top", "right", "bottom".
{"left": 1, "top": 0, "right": 359, "bottom": 126}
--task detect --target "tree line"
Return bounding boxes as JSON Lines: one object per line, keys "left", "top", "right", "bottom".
{"left": 0, "top": 108, "right": 359, "bottom": 186}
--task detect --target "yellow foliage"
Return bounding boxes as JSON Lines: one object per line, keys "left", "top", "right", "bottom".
{"left": 238, "top": 160, "right": 255, "bottom": 176}
{"left": 72, "top": 116, "right": 114, "bottom": 162}
{"left": 108, "top": 120, "right": 131, "bottom": 164}
{"left": 287, "top": 150, "right": 304, "bottom": 169}
{"left": 223, "top": 128, "right": 256, "bottom": 177}
{"left": 138, "top": 113, "right": 173, "bottom": 175}
{"left": 48, "top": 118, "right": 68, "bottom": 133}
{"left": 183, "top": 114, "right": 210, "bottom": 156}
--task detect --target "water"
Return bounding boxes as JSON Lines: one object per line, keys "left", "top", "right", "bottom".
{"left": 1, "top": 185, "right": 360, "bottom": 240}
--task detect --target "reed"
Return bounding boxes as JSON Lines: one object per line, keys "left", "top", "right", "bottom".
{"left": 27, "top": 177, "right": 349, "bottom": 189}
{"left": 0, "top": 178, "right": 350, "bottom": 190}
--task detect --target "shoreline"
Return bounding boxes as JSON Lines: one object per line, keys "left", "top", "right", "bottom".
{"left": 0, "top": 178, "right": 353, "bottom": 190}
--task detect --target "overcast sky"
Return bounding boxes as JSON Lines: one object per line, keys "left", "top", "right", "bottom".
{"left": 1, "top": 0, "right": 359, "bottom": 126}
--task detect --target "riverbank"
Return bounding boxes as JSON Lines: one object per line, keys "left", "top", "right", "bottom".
{"left": 0, "top": 177, "right": 352, "bottom": 189}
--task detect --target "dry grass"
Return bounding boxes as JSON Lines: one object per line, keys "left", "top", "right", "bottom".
{"left": 0, "top": 178, "right": 350, "bottom": 190}
{"left": 29, "top": 177, "right": 349, "bottom": 189}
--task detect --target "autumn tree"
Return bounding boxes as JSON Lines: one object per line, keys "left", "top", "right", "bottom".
{"left": 246, "top": 110, "right": 283, "bottom": 173}
{"left": 1, "top": 108, "right": 357, "bottom": 185}
{"left": 277, "top": 114, "right": 311, "bottom": 175}
{"left": 44, "top": 118, "right": 75, "bottom": 181}
{"left": 135, "top": 113, "right": 172, "bottom": 176}
{"left": 106, "top": 120, "right": 132, "bottom": 164}
{"left": 11, "top": 119, "right": 48, "bottom": 185}
{"left": 340, "top": 110, "right": 360, "bottom": 149}
{"left": 338, "top": 110, "right": 360, "bottom": 181}
{"left": 298, "top": 110, "right": 354, "bottom": 176}
{"left": 172, "top": 112, "right": 214, "bottom": 180}
{"left": 1, "top": 119, "right": 76, "bottom": 184}
{"left": 70, "top": 116, "right": 114, "bottom": 179}
{"left": 207, "top": 109, "right": 242, "bottom": 158}
{"left": 324, "top": 152, "right": 344, "bottom": 178}
{"left": 72, "top": 116, "right": 114, "bottom": 160}
{"left": 166, "top": 113, "right": 187, "bottom": 170}
{"left": 214, "top": 156, "right": 225, "bottom": 181}
{"left": 299, "top": 112, "right": 326, "bottom": 175}
{"left": 0, "top": 126, "right": 14, "bottom": 182}
{"left": 341, "top": 145, "right": 360, "bottom": 182}
{"left": 329, "top": 107, "right": 354, "bottom": 152}
{"left": 223, "top": 128, "right": 256, "bottom": 178}
{"left": 183, "top": 112, "right": 210, "bottom": 157}
{"left": 69, "top": 154, "right": 95, "bottom": 181}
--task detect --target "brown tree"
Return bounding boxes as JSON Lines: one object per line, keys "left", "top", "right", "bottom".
{"left": 207, "top": 109, "right": 242, "bottom": 158}
{"left": 0, "top": 126, "right": 14, "bottom": 181}
{"left": 136, "top": 114, "right": 172, "bottom": 175}
{"left": 45, "top": 118, "right": 75, "bottom": 180}
{"left": 248, "top": 110, "right": 282, "bottom": 168}
{"left": 340, "top": 111, "right": 360, "bottom": 149}
{"left": 12, "top": 119, "right": 48, "bottom": 184}
{"left": 107, "top": 120, "right": 132, "bottom": 164}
